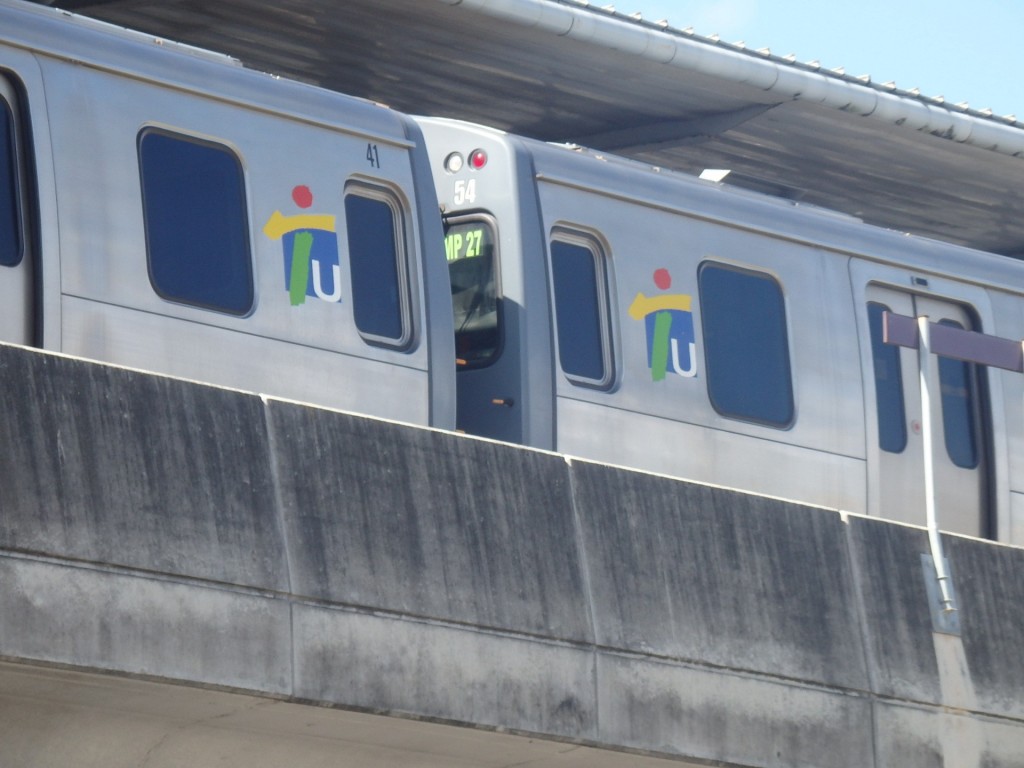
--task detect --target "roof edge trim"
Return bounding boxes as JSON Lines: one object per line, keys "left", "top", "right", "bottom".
{"left": 438, "top": 0, "right": 1024, "bottom": 157}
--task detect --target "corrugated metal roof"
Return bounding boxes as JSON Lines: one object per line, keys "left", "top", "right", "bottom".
{"left": 26, "top": 0, "right": 1024, "bottom": 257}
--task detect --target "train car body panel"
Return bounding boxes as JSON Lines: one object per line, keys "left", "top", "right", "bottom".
{"left": 555, "top": 396, "right": 867, "bottom": 510}
{"left": 988, "top": 287, "right": 1024, "bottom": 544}
{"left": 418, "top": 117, "right": 1024, "bottom": 542}
{"left": 418, "top": 119, "right": 554, "bottom": 448}
{"left": 0, "top": 46, "right": 60, "bottom": 353}
{"left": 0, "top": 0, "right": 455, "bottom": 427}
{"left": 531, "top": 170, "right": 866, "bottom": 512}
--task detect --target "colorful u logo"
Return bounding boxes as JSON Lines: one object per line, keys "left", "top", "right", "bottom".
{"left": 629, "top": 268, "right": 697, "bottom": 381}
{"left": 263, "top": 185, "right": 342, "bottom": 306}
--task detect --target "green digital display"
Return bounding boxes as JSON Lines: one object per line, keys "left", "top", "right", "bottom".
{"left": 445, "top": 223, "right": 492, "bottom": 262}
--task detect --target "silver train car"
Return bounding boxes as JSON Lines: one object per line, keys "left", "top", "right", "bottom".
{"left": 4, "top": 2, "right": 1023, "bottom": 545}
{"left": 416, "top": 117, "right": 1024, "bottom": 545}
{"left": 0, "top": 0, "right": 456, "bottom": 428}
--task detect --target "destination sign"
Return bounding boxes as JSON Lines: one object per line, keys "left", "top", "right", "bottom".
{"left": 445, "top": 221, "right": 493, "bottom": 262}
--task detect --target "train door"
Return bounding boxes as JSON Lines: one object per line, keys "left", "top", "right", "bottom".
{"left": 861, "top": 282, "right": 990, "bottom": 537}
{"left": 0, "top": 74, "right": 33, "bottom": 345}
{"left": 445, "top": 214, "right": 523, "bottom": 443}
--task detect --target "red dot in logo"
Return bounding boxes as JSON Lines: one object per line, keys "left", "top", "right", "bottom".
{"left": 654, "top": 268, "right": 671, "bottom": 290}
{"left": 292, "top": 185, "right": 313, "bottom": 209}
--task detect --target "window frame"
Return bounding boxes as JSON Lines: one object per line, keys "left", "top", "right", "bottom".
{"left": 343, "top": 181, "right": 414, "bottom": 350}
{"left": 548, "top": 227, "right": 615, "bottom": 390}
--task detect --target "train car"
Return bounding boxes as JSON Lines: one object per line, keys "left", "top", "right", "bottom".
{"left": 5, "top": 1, "right": 1023, "bottom": 546}
{"left": 417, "top": 117, "right": 1024, "bottom": 545}
{"left": 0, "top": 0, "right": 455, "bottom": 428}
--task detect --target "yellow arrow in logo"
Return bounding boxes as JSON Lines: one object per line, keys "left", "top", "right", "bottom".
{"left": 263, "top": 210, "right": 336, "bottom": 240}
{"left": 628, "top": 292, "right": 691, "bottom": 320}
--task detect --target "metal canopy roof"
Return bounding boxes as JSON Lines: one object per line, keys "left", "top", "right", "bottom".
{"left": 33, "top": 0, "right": 1024, "bottom": 258}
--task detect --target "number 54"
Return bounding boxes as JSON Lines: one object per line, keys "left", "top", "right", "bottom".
{"left": 453, "top": 179, "right": 476, "bottom": 206}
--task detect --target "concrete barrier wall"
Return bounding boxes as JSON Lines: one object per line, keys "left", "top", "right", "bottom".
{"left": 572, "top": 461, "right": 874, "bottom": 767}
{"left": 846, "top": 518, "right": 1024, "bottom": 767}
{"left": 267, "top": 399, "right": 596, "bottom": 737}
{"left": 0, "top": 348, "right": 286, "bottom": 590}
{"left": 268, "top": 400, "right": 590, "bottom": 639}
{"left": 0, "top": 343, "right": 1022, "bottom": 767}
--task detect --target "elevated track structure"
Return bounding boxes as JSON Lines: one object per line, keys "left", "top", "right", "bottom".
{"left": 1, "top": 343, "right": 1023, "bottom": 766}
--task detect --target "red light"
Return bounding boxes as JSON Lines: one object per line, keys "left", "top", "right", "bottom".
{"left": 469, "top": 149, "right": 487, "bottom": 170}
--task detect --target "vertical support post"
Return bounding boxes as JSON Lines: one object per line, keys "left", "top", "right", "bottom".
{"left": 917, "top": 316, "right": 956, "bottom": 614}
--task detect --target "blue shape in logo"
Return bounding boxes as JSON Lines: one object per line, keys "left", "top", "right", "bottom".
{"left": 644, "top": 309, "right": 697, "bottom": 378}
{"left": 282, "top": 229, "right": 341, "bottom": 302}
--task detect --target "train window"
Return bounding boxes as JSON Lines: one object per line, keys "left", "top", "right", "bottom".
{"left": 344, "top": 186, "right": 411, "bottom": 348}
{"left": 549, "top": 233, "right": 612, "bottom": 388}
{"left": 138, "top": 129, "right": 252, "bottom": 315}
{"left": 445, "top": 216, "right": 500, "bottom": 366}
{"left": 1, "top": 95, "right": 21, "bottom": 267}
{"left": 699, "top": 263, "right": 793, "bottom": 427}
{"left": 937, "top": 319, "right": 980, "bottom": 469}
{"left": 867, "top": 302, "right": 908, "bottom": 453}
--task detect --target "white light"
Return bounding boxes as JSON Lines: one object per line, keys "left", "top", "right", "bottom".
{"left": 700, "top": 168, "right": 731, "bottom": 182}
{"left": 444, "top": 152, "right": 464, "bottom": 173}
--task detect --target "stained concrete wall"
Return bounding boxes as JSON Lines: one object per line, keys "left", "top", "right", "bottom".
{"left": 0, "top": 342, "right": 1022, "bottom": 767}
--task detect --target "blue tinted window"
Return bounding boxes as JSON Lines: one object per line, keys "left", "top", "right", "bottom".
{"left": 867, "top": 302, "right": 908, "bottom": 453}
{"left": 550, "top": 237, "right": 609, "bottom": 385}
{"left": 938, "top": 319, "right": 980, "bottom": 469}
{"left": 1, "top": 98, "right": 21, "bottom": 267}
{"left": 699, "top": 263, "right": 793, "bottom": 426}
{"left": 345, "top": 191, "right": 408, "bottom": 345}
{"left": 139, "top": 130, "right": 252, "bottom": 314}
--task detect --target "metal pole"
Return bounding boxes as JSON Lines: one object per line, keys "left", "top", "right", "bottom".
{"left": 917, "top": 316, "right": 956, "bottom": 613}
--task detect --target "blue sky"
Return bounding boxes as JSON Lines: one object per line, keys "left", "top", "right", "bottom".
{"left": 629, "top": 1, "right": 1022, "bottom": 118}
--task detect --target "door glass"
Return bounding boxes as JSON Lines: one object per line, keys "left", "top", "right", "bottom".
{"left": 936, "top": 319, "right": 980, "bottom": 469}
{"left": 867, "top": 302, "right": 908, "bottom": 453}
{"left": 445, "top": 217, "right": 499, "bottom": 367}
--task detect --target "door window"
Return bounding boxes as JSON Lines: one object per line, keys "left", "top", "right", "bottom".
{"left": 867, "top": 302, "right": 908, "bottom": 453}
{"left": 445, "top": 216, "right": 499, "bottom": 367}
{"left": 936, "top": 319, "right": 981, "bottom": 469}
